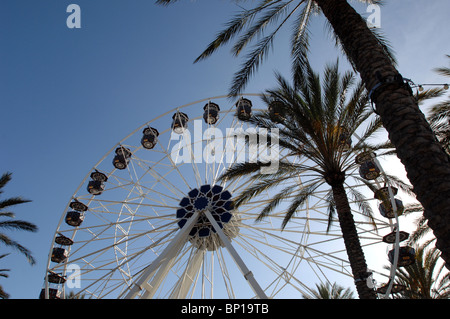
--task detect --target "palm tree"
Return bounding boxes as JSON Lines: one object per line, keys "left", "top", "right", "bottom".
{"left": 0, "top": 172, "right": 37, "bottom": 265}
{"left": 156, "top": 0, "right": 450, "bottom": 270}
{"left": 218, "top": 60, "right": 390, "bottom": 298}
{"left": 302, "top": 282, "right": 354, "bottom": 299}
{"left": 388, "top": 246, "right": 450, "bottom": 299}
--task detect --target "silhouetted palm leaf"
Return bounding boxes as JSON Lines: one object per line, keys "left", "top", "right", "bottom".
{"left": 0, "top": 172, "right": 37, "bottom": 265}
{"left": 302, "top": 281, "right": 355, "bottom": 299}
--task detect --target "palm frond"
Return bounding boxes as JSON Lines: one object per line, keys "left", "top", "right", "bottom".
{"left": 433, "top": 54, "right": 450, "bottom": 78}
{"left": 291, "top": 0, "right": 313, "bottom": 87}
{"left": 337, "top": 70, "right": 357, "bottom": 112}
{"left": 154, "top": 0, "right": 180, "bottom": 5}
{"left": 368, "top": 27, "right": 397, "bottom": 65}
{"left": 229, "top": 1, "right": 303, "bottom": 96}
{"left": 352, "top": 116, "right": 384, "bottom": 150}
{"left": 427, "top": 99, "right": 450, "bottom": 124}
{"left": 240, "top": 110, "right": 313, "bottom": 157}
{"left": 229, "top": 34, "right": 276, "bottom": 97}
{"left": 0, "top": 197, "right": 31, "bottom": 210}
{"left": 0, "top": 253, "right": 10, "bottom": 279}
{"left": 341, "top": 82, "right": 371, "bottom": 133}
{"left": 0, "top": 173, "right": 13, "bottom": 193}
{"left": 402, "top": 203, "right": 423, "bottom": 216}
{"left": 219, "top": 161, "right": 267, "bottom": 182}
{"left": 322, "top": 8, "right": 396, "bottom": 70}
{"left": 232, "top": 174, "right": 293, "bottom": 207}
{"left": 194, "top": 1, "right": 279, "bottom": 64}
{"left": 382, "top": 174, "right": 415, "bottom": 197}
{"left": 345, "top": 183, "right": 377, "bottom": 230}
{"left": 434, "top": 67, "right": 450, "bottom": 78}
{"left": 390, "top": 245, "right": 450, "bottom": 299}
{"left": 0, "top": 220, "right": 38, "bottom": 232}
{"left": 0, "top": 234, "right": 36, "bottom": 265}
{"left": 255, "top": 183, "right": 298, "bottom": 222}
{"left": 0, "top": 172, "right": 36, "bottom": 265}
{"left": 0, "top": 286, "right": 9, "bottom": 299}
{"left": 416, "top": 87, "right": 446, "bottom": 105}
{"left": 323, "top": 60, "right": 340, "bottom": 125}
{"left": 281, "top": 182, "right": 321, "bottom": 229}
{"left": 407, "top": 220, "right": 433, "bottom": 247}
{"left": 232, "top": 0, "right": 294, "bottom": 56}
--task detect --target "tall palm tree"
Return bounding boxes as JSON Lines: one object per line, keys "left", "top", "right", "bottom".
{"left": 156, "top": 0, "right": 450, "bottom": 270}
{"left": 218, "top": 60, "right": 388, "bottom": 298}
{"left": 302, "top": 282, "right": 354, "bottom": 299}
{"left": 388, "top": 246, "right": 450, "bottom": 299}
{"left": 0, "top": 172, "right": 37, "bottom": 265}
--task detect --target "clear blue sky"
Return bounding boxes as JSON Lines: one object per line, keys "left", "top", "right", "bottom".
{"left": 1, "top": 0, "right": 449, "bottom": 299}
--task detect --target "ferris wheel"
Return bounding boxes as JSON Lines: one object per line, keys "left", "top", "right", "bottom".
{"left": 41, "top": 94, "right": 414, "bottom": 299}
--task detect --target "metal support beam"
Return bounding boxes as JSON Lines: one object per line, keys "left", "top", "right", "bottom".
{"left": 169, "top": 248, "right": 205, "bottom": 298}
{"left": 122, "top": 211, "right": 200, "bottom": 299}
{"left": 204, "top": 210, "right": 268, "bottom": 299}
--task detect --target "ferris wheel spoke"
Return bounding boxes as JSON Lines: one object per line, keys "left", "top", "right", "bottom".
{"left": 211, "top": 115, "right": 240, "bottom": 184}
{"left": 303, "top": 244, "right": 351, "bottom": 272}
{"left": 303, "top": 247, "right": 353, "bottom": 283}
{"left": 163, "top": 133, "right": 199, "bottom": 191}
{"left": 128, "top": 148, "right": 188, "bottom": 197}
{"left": 68, "top": 235, "right": 182, "bottom": 298}
{"left": 214, "top": 246, "right": 237, "bottom": 298}
{"left": 86, "top": 197, "right": 178, "bottom": 218}
{"left": 58, "top": 221, "right": 178, "bottom": 271}
{"left": 143, "top": 167, "right": 187, "bottom": 200}
{"left": 189, "top": 137, "right": 206, "bottom": 188}
{"left": 230, "top": 228, "right": 310, "bottom": 298}
{"left": 79, "top": 264, "right": 132, "bottom": 298}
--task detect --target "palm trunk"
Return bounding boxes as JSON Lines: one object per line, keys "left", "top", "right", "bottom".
{"left": 332, "top": 183, "right": 377, "bottom": 299}
{"left": 315, "top": 0, "right": 450, "bottom": 270}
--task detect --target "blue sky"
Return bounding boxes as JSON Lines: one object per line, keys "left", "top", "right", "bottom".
{"left": 1, "top": 0, "right": 450, "bottom": 299}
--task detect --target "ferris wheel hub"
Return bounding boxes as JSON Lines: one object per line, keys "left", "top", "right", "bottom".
{"left": 176, "top": 184, "right": 239, "bottom": 250}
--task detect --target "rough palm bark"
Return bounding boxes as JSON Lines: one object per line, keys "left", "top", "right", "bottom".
{"left": 329, "top": 176, "right": 377, "bottom": 299}
{"left": 315, "top": 0, "right": 450, "bottom": 270}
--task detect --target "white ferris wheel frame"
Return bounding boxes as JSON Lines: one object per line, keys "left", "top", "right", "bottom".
{"left": 42, "top": 94, "right": 404, "bottom": 299}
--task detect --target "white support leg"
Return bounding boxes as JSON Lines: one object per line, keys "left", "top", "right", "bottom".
{"left": 204, "top": 210, "right": 268, "bottom": 299}
{"left": 122, "top": 211, "right": 200, "bottom": 299}
{"left": 140, "top": 245, "right": 182, "bottom": 299}
{"left": 170, "top": 248, "right": 205, "bottom": 299}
